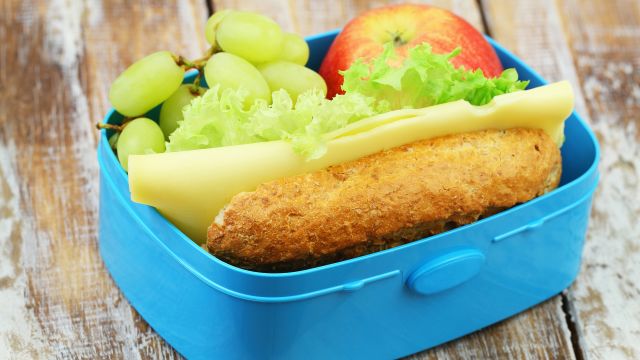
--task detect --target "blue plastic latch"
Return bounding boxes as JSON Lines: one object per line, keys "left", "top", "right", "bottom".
{"left": 406, "top": 248, "right": 485, "bottom": 295}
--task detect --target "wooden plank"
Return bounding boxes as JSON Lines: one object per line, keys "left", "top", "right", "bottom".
{"left": 207, "top": 1, "right": 575, "bottom": 359}
{"left": 482, "top": 0, "right": 640, "bottom": 359}
{"left": 408, "top": 297, "right": 574, "bottom": 360}
{"left": 0, "top": 0, "right": 208, "bottom": 358}
{"left": 212, "top": 0, "right": 484, "bottom": 35}
{"left": 479, "top": 0, "right": 588, "bottom": 117}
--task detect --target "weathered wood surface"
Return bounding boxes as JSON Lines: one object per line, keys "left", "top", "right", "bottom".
{"left": 211, "top": 0, "right": 484, "bottom": 37}
{"left": 482, "top": 0, "right": 640, "bottom": 359}
{"left": 0, "top": 0, "right": 207, "bottom": 358}
{"left": 0, "top": 0, "right": 638, "bottom": 358}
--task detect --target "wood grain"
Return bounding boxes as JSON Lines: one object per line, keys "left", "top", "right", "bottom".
{"left": 212, "top": 0, "right": 484, "bottom": 35}
{"left": 2, "top": 0, "right": 635, "bottom": 358}
{"left": 0, "top": 0, "right": 208, "bottom": 358}
{"left": 407, "top": 297, "right": 575, "bottom": 360}
{"left": 209, "top": 1, "right": 575, "bottom": 359}
{"left": 482, "top": 0, "right": 640, "bottom": 358}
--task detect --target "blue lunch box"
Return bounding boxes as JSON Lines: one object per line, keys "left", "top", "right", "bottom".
{"left": 97, "top": 30, "right": 600, "bottom": 359}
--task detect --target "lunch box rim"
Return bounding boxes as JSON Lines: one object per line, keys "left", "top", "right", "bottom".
{"left": 98, "top": 29, "right": 601, "bottom": 283}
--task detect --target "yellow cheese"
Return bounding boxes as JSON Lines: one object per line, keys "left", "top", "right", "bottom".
{"left": 128, "top": 81, "right": 574, "bottom": 243}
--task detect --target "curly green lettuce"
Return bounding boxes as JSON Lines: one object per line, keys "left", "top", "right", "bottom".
{"left": 341, "top": 43, "right": 528, "bottom": 109}
{"left": 166, "top": 86, "right": 378, "bottom": 159}
{"left": 167, "top": 42, "right": 528, "bottom": 159}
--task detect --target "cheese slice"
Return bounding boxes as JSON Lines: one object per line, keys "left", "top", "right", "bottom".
{"left": 128, "top": 81, "right": 574, "bottom": 243}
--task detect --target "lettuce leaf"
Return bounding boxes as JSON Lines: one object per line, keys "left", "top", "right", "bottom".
{"left": 167, "top": 42, "right": 528, "bottom": 159}
{"left": 341, "top": 43, "right": 528, "bottom": 109}
{"left": 166, "top": 85, "right": 378, "bottom": 159}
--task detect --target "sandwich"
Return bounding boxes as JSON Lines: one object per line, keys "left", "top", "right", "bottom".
{"left": 125, "top": 10, "right": 574, "bottom": 272}
{"left": 129, "top": 76, "right": 572, "bottom": 272}
{"left": 206, "top": 127, "right": 560, "bottom": 272}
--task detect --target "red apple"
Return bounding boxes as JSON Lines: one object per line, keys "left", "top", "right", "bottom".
{"left": 319, "top": 4, "right": 503, "bottom": 98}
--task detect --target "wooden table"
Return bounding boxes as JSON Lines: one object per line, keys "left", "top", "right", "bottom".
{"left": 1, "top": 0, "right": 638, "bottom": 358}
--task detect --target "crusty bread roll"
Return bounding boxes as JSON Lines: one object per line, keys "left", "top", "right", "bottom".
{"left": 205, "top": 128, "right": 561, "bottom": 272}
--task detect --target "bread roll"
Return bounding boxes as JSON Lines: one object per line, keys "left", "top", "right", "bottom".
{"left": 206, "top": 128, "right": 561, "bottom": 272}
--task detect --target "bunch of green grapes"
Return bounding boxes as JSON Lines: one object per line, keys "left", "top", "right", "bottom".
{"left": 205, "top": 10, "right": 326, "bottom": 102}
{"left": 103, "top": 9, "right": 327, "bottom": 171}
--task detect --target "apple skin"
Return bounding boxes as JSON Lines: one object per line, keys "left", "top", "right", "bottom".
{"left": 319, "top": 4, "right": 504, "bottom": 98}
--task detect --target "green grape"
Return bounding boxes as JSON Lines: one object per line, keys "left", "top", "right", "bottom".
{"left": 278, "top": 33, "right": 309, "bottom": 65}
{"left": 117, "top": 118, "right": 166, "bottom": 171}
{"left": 159, "top": 84, "right": 206, "bottom": 139}
{"left": 216, "top": 11, "right": 284, "bottom": 63}
{"left": 258, "top": 61, "right": 327, "bottom": 101}
{"left": 204, "top": 52, "right": 270, "bottom": 107}
{"left": 205, "top": 9, "right": 233, "bottom": 46}
{"left": 108, "top": 132, "right": 120, "bottom": 150}
{"left": 109, "top": 51, "right": 184, "bottom": 117}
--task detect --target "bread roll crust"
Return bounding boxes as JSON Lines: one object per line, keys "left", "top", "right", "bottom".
{"left": 206, "top": 128, "right": 562, "bottom": 272}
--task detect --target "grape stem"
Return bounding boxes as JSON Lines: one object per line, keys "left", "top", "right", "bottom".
{"left": 172, "top": 45, "right": 218, "bottom": 71}
{"left": 190, "top": 70, "right": 204, "bottom": 94}
{"left": 192, "top": 45, "right": 217, "bottom": 65}
{"left": 174, "top": 55, "right": 197, "bottom": 69}
{"left": 96, "top": 116, "right": 136, "bottom": 132}
{"left": 96, "top": 122, "right": 124, "bottom": 132}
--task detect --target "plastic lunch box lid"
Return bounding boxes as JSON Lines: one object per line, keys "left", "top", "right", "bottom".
{"left": 98, "top": 29, "right": 601, "bottom": 302}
